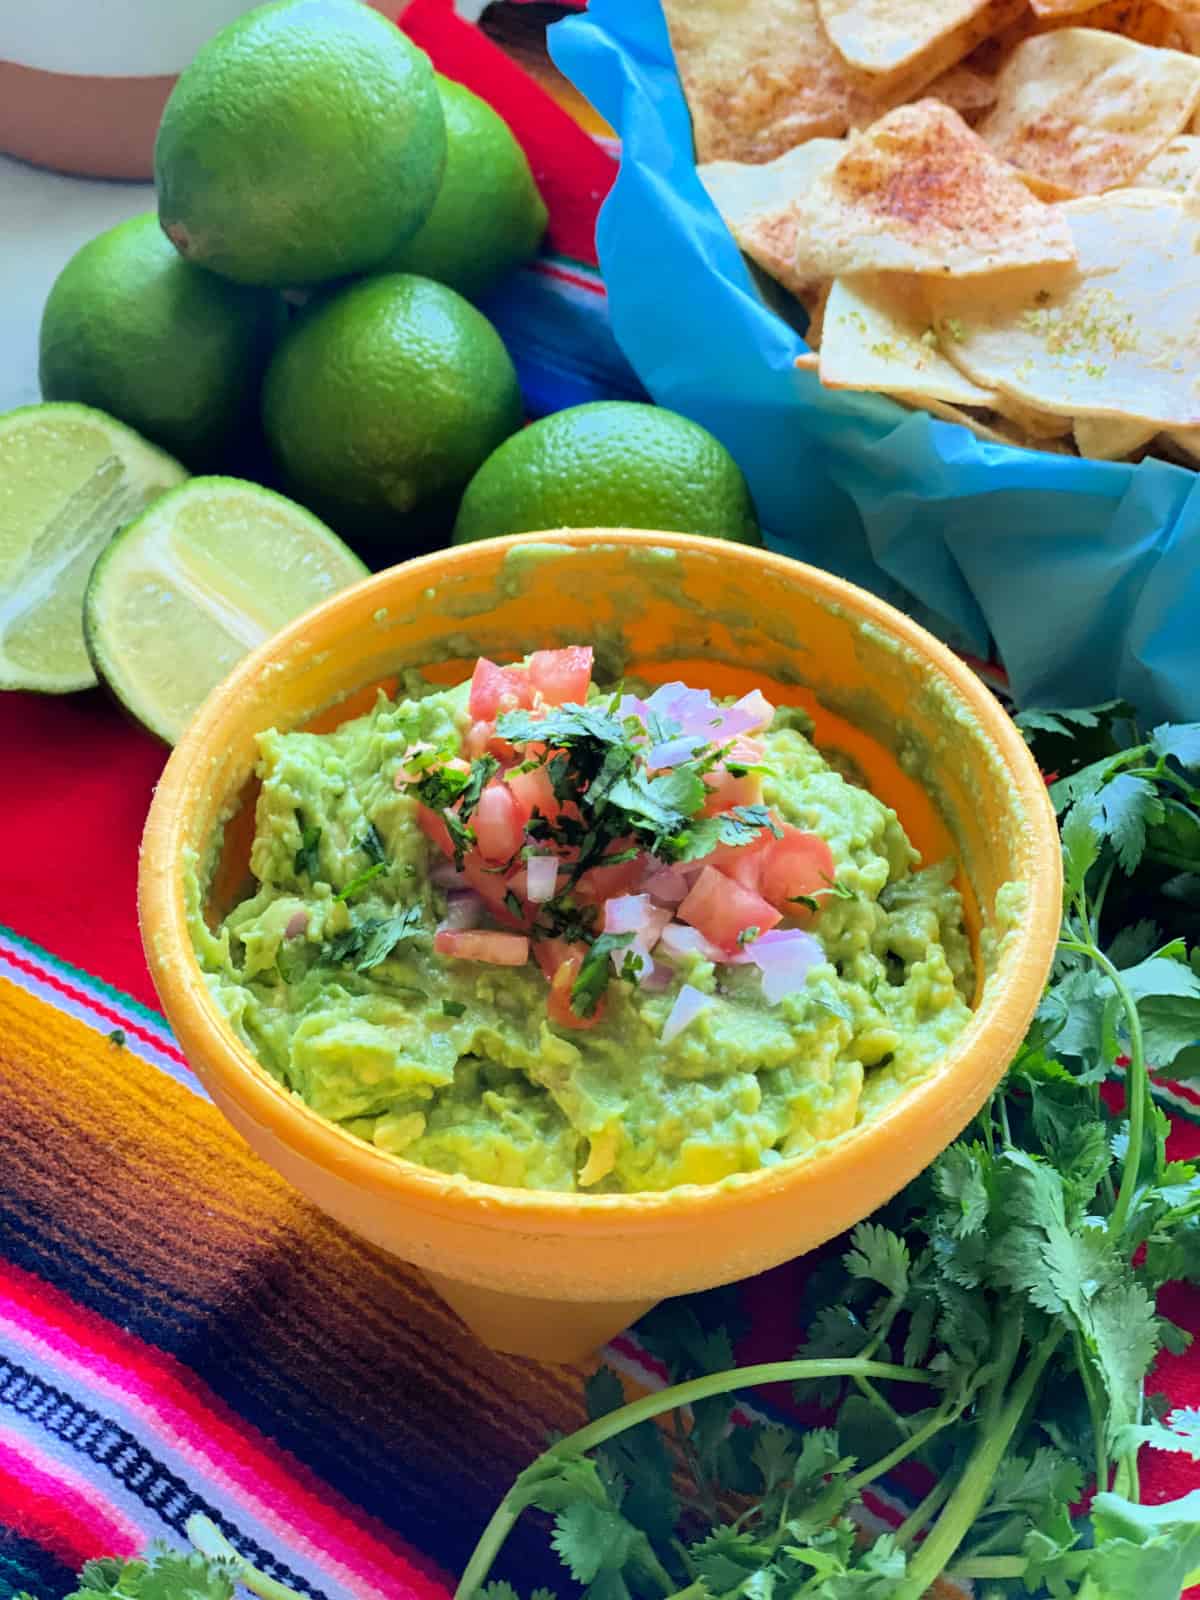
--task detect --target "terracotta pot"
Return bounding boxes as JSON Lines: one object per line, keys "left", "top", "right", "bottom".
{"left": 0, "top": 1, "right": 400, "bottom": 181}
{"left": 138, "top": 530, "right": 1062, "bottom": 1364}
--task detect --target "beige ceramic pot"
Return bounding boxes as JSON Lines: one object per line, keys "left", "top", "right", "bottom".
{"left": 0, "top": 0, "right": 400, "bottom": 180}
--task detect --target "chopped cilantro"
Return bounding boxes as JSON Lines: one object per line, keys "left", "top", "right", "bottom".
{"left": 504, "top": 889, "right": 524, "bottom": 919}
{"left": 570, "top": 932, "right": 634, "bottom": 1018}
{"left": 293, "top": 820, "right": 321, "bottom": 879}
{"left": 359, "top": 822, "right": 387, "bottom": 865}
{"left": 408, "top": 765, "right": 470, "bottom": 812}
{"left": 325, "top": 905, "right": 423, "bottom": 972}
{"left": 547, "top": 752, "right": 572, "bottom": 801}
{"left": 442, "top": 999, "right": 467, "bottom": 1018}
{"left": 443, "top": 809, "right": 475, "bottom": 870}
{"left": 458, "top": 756, "right": 500, "bottom": 823}
{"left": 106, "top": 1028, "right": 126, "bottom": 1048}
{"left": 738, "top": 926, "right": 760, "bottom": 946}
{"left": 335, "top": 862, "right": 387, "bottom": 903}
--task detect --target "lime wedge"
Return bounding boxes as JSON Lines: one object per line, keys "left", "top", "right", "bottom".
{"left": 83, "top": 476, "right": 369, "bottom": 744}
{"left": 0, "top": 403, "right": 187, "bottom": 693}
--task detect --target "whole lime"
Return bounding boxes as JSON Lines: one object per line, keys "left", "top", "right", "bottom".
{"left": 38, "top": 213, "right": 281, "bottom": 469}
{"left": 155, "top": 0, "right": 446, "bottom": 287}
{"left": 452, "top": 402, "right": 761, "bottom": 545}
{"left": 262, "top": 273, "right": 524, "bottom": 544}
{"left": 381, "top": 75, "right": 548, "bottom": 301}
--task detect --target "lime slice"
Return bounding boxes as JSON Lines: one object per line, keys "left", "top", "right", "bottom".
{"left": 84, "top": 476, "right": 369, "bottom": 744}
{"left": 0, "top": 402, "right": 187, "bottom": 693}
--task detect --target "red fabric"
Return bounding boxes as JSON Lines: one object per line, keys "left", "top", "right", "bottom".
{"left": 1, "top": 692, "right": 165, "bottom": 1011}
{"left": 399, "top": 0, "right": 615, "bottom": 266}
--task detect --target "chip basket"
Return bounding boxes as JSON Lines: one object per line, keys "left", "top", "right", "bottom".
{"left": 549, "top": 0, "right": 1200, "bottom": 726}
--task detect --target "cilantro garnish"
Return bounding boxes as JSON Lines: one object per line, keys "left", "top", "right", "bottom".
{"left": 335, "top": 862, "right": 387, "bottom": 903}
{"left": 442, "top": 1000, "right": 466, "bottom": 1018}
{"left": 458, "top": 756, "right": 500, "bottom": 823}
{"left": 325, "top": 905, "right": 423, "bottom": 972}
{"left": 504, "top": 889, "right": 523, "bottom": 919}
{"left": 106, "top": 1028, "right": 126, "bottom": 1048}
{"left": 359, "top": 822, "right": 387, "bottom": 865}
{"left": 293, "top": 820, "right": 321, "bottom": 879}
{"left": 570, "top": 932, "right": 633, "bottom": 1018}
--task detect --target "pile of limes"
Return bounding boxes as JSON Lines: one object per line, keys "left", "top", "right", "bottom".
{"left": 4, "top": 0, "right": 758, "bottom": 742}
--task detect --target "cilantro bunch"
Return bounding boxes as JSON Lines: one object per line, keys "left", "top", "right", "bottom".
{"left": 454, "top": 708, "right": 1200, "bottom": 1600}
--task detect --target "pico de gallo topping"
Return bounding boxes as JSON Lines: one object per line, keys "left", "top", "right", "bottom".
{"left": 397, "top": 647, "right": 838, "bottom": 1032}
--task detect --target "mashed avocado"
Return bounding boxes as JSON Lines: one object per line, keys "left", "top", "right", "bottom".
{"left": 193, "top": 662, "right": 974, "bottom": 1193}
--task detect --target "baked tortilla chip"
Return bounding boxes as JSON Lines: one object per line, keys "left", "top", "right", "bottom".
{"left": 699, "top": 141, "right": 845, "bottom": 296}
{"left": 928, "top": 189, "right": 1200, "bottom": 427}
{"left": 791, "top": 100, "right": 1077, "bottom": 278}
{"left": 979, "top": 28, "right": 1200, "bottom": 196}
{"left": 1138, "top": 134, "right": 1200, "bottom": 190}
{"left": 819, "top": 276, "right": 997, "bottom": 403}
{"left": 815, "top": 0, "right": 992, "bottom": 76}
{"left": 1073, "top": 416, "right": 1157, "bottom": 456}
{"left": 924, "top": 62, "right": 1000, "bottom": 119}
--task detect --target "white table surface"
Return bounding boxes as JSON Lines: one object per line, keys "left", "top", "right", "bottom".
{"left": 1, "top": 154, "right": 154, "bottom": 414}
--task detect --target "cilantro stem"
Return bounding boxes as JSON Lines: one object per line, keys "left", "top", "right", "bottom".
{"left": 454, "top": 1358, "right": 932, "bottom": 1600}
{"left": 945, "top": 1555, "right": 1027, "bottom": 1580}
{"left": 893, "top": 1477, "right": 952, "bottom": 1550}
{"left": 186, "top": 1514, "right": 306, "bottom": 1600}
{"left": 1073, "top": 1327, "right": 1109, "bottom": 1497}
{"left": 898, "top": 1327, "right": 1062, "bottom": 1599}
{"left": 1059, "top": 940, "right": 1149, "bottom": 1239}
{"left": 845, "top": 1401, "right": 956, "bottom": 1495}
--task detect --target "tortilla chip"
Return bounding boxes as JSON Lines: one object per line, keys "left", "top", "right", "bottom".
{"left": 899, "top": 395, "right": 1013, "bottom": 440}
{"left": 1137, "top": 135, "right": 1200, "bottom": 192}
{"left": 815, "top": 0, "right": 993, "bottom": 76}
{"left": 1165, "top": 426, "right": 1200, "bottom": 461}
{"left": 928, "top": 189, "right": 1200, "bottom": 428}
{"left": 663, "top": 0, "right": 1025, "bottom": 163}
{"left": 979, "top": 28, "right": 1200, "bottom": 196}
{"left": 1074, "top": 416, "right": 1157, "bottom": 456}
{"left": 791, "top": 100, "right": 1078, "bottom": 279}
{"left": 924, "top": 62, "right": 1000, "bottom": 120}
{"left": 988, "top": 394, "right": 1075, "bottom": 438}
{"left": 698, "top": 141, "right": 846, "bottom": 296}
{"left": 1030, "top": 0, "right": 1108, "bottom": 14}
{"left": 1003, "top": 1, "right": 1182, "bottom": 46}
{"left": 818, "top": 275, "right": 997, "bottom": 403}
{"left": 795, "top": 352, "right": 822, "bottom": 372}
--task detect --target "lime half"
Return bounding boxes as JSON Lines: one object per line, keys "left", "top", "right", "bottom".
{"left": 84, "top": 477, "right": 369, "bottom": 744}
{"left": 0, "top": 402, "right": 187, "bottom": 693}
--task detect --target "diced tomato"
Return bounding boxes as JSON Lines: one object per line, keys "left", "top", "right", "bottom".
{"left": 528, "top": 646, "right": 593, "bottom": 706}
{"left": 533, "top": 937, "right": 587, "bottom": 980}
{"left": 701, "top": 764, "right": 764, "bottom": 816}
{"left": 464, "top": 719, "right": 494, "bottom": 760}
{"left": 468, "top": 657, "right": 535, "bottom": 721}
{"left": 416, "top": 804, "right": 455, "bottom": 860}
{"left": 574, "top": 847, "right": 646, "bottom": 905}
{"left": 546, "top": 954, "right": 604, "bottom": 1029}
{"left": 757, "top": 827, "right": 837, "bottom": 912}
{"left": 462, "top": 858, "right": 528, "bottom": 929}
{"left": 474, "top": 780, "right": 524, "bottom": 864}
{"left": 706, "top": 830, "right": 773, "bottom": 892}
{"left": 434, "top": 929, "right": 529, "bottom": 966}
{"left": 507, "top": 763, "right": 559, "bottom": 825}
{"left": 678, "top": 865, "right": 781, "bottom": 949}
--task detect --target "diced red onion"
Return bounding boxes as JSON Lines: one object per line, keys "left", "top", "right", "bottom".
{"left": 644, "top": 867, "right": 690, "bottom": 906}
{"left": 662, "top": 983, "right": 713, "bottom": 1044}
{"left": 647, "top": 734, "right": 707, "bottom": 769}
{"left": 729, "top": 688, "right": 774, "bottom": 732}
{"left": 430, "top": 860, "right": 467, "bottom": 890}
{"left": 525, "top": 854, "right": 559, "bottom": 903}
{"left": 745, "top": 928, "right": 824, "bottom": 1003}
{"left": 604, "top": 894, "right": 653, "bottom": 934}
{"left": 284, "top": 909, "right": 309, "bottom": 940}
{"left": 616, "top": 694, "right": 652, "bottom": 724}
{"left": 656, "top": 921, "right": 728, "bottom": 964}
{"left": 641, "top": 961, "right": 673, "bottom": 992}
{"left": 437, "top": 890, "right": 486, "bottom": 933}
{"left": 707, "top": 707, "right": 762, "bottom": 743}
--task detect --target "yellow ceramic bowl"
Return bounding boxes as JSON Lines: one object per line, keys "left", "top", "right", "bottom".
{"left": 139, "top": 531, "right": 1061, "bottom": 1364}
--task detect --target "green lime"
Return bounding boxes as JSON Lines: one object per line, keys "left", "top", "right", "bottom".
{"left": 84, "top": 477, "right": 367, "bottom": 743}
{"left": 39, "top": 213, "right": 281, "bottom": 470}
{"left": 381, "top": 74, "right": 547, "bottom": 301}
{"left": 261, "top": 273, "right": 523, "bottom": 547}
{"left": 452, "top": 401, "right": 761, "bottom": 545}
{"left": 155, "top": 0, "right": 446, "bottom": 287}
{"left": 0, "top": 403, "right": 187, "bottom": 694}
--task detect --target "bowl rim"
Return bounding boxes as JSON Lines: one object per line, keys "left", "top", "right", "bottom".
{"left": 139, "top": 528, "right": 1062, "bottom": 1228}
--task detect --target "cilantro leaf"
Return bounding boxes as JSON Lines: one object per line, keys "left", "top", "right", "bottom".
{"left": 1119, "top": 953, "right": 1200, "bottom": 1069}
{"left": 498, "top": 705, "right": 627, "bottom": 752}
{"left": 326, "top": 905, "right": 423, "bottom": 972}
{"left": 459, "top": 756, "right": 500, "bottom": 822}
{"left": 1151, "top": 722, "right": 1200, "bottom": 770}
{"left": 843, "top": 1222, "right": 909, "bottom": 1299}
{"left": 1092, "top": 773, "right": 1165, "bottom": 874}
{"left": 551, "top": 1502, "right": 637, "bottom": 1585}
{"left": 570, "top": 933, "right": 634, "bottom": 1018}
{"left": 1061, "top": 798, "right": 1101, "bottom": 908}
{"left": 359, "top": 822, "right": 387, "bottom": 865}
{"left": 933, "top": 1144, "right": 990, "bottom": 1238}
{"left": 293, "top": 821, "right": 321, "bottom": 880}
{"left": 408, "top": 765, "right": 470, "bottom": 812}
{"left": 1017, "top": 704, "right": 1124, "bottom": 739}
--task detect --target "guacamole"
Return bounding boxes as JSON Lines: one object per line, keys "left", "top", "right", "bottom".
{"left": 194, "top": 650, "right": 974, "bottom": 1193}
